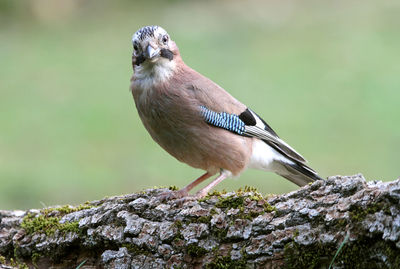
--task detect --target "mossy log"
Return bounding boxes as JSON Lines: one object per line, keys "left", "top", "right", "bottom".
{"left": 1, "top": 174, "right": 400, "bottom": 268}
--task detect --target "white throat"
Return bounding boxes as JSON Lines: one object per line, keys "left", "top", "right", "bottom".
{"left": 134, "top": 59, "right": 176, "bottom": 90}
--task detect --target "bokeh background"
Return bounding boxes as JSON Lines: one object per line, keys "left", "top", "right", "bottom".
{"left": 1, "top": 0, "right": 399, "bottom": 210}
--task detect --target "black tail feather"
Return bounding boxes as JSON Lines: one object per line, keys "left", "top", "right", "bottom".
{"left": 277, "top": 161, "right": 324, "bottom": 187}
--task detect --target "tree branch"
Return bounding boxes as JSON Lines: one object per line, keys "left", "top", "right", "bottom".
{"left": 1, "top": 174, "right": 399, "bottom": 268}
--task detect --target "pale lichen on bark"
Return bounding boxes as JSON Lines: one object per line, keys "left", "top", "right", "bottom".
{"left": 1, "top": 174, "right": 400, "bottom": 268}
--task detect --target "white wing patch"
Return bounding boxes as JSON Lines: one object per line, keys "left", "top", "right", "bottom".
{"left": 249, "top": 109, "right": 267, "bottom": 129}
{"left": 249, "top": 139, "right": 294, "bottom": 171}
{"left": 245, "top": 109, "right": 306, "bottom": 163}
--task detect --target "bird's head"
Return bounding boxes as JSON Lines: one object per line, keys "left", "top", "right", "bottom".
{"left": 132, "top": 25, "right": 177, "bottom": 68}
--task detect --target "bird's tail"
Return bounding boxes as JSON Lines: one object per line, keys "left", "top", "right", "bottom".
{"left": 276, "top": 161, "right": 324, "bottom": 187}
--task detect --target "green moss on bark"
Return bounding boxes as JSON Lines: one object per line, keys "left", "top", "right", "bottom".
{"left": 21, "top": 213, "right": 80, "bottom": 236}
{"left": 205, "top": 255, "right": 247, "bottom": 269}
{"left": 187, "top": 244, "right": 208, "bottom": 257}
{"left": 20, "top": 203, "right": 92, "bottom": 236}
{"left": 349, "top": 202, "right": 390, "bottom": 222}
{"left": 284, "top": 236, "right": 400, "bottom": 269}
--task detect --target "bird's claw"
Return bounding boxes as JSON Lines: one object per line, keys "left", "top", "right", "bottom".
{"left": 172, "top": 195, "right": 197, "bottom": 207}
{"left": 158, "top": 189, "right": 188, "bottom": 202}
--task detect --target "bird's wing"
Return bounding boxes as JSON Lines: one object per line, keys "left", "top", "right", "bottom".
{"left": 199, "top": 106, "right": 307, "bottom": 163}
{"left": 185, "top": 67, "right": 307, "bottom": 164}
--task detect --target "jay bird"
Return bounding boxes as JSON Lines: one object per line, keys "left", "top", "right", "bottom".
{"left": 130, "top": 26, "right": 324, "bottom": 199}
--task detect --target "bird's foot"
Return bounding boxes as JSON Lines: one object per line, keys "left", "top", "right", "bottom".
{"left": 169, "top": 191, "right": 208, "bottom": 207}
{"left": 171, "top": 195, "right": 197, "bottom": 207}
{"left": 158, "top": 186, "right": 211, "bottom": 206}
{"left": 158, "top": 189, "right": 189, "bottom": 202}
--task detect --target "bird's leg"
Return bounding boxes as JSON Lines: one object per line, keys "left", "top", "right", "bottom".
{"left": 194, "top": 172, "right": 228, "bottom": 199}
{"left": 180, "top": 172, "right": 212, "bottom": 194}
{"left": 158, "top": 172, "right": 212, "bottom": 201}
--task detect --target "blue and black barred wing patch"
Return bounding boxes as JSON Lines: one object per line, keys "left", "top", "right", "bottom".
{"left": 200, "top": 106, "right": 245, "bottom": 135}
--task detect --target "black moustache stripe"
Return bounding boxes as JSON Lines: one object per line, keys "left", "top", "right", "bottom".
{"left": 160, "top": 49, "right": 174, "bottom": 61}
{"left": 134, "top": 49, "right": 173, "bottom": 66}
{"left": 135, "top": 54, "right": 145, "bottom": 66}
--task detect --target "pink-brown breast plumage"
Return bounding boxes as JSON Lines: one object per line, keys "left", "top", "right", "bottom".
{"left": 131, "top": 63, "right": 253, "bottom": 176}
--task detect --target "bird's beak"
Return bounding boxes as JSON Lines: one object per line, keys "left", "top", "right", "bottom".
{"left": 145, "top": 45, "right": 160, "bottom": 60}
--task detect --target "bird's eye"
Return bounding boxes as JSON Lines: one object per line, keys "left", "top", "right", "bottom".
{"left": 162, "top": 35, "right": 169, "bottom": 44}
{"left": 133, "top": 44, "right": 139, "bottom": 51}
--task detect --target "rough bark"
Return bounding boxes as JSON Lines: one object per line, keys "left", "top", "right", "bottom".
{"left": 1, "top": 174, "right": 400, "bottom": 268}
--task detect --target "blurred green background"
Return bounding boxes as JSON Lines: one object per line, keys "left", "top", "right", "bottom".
{"left": 1, "top": 0, "right": 399, "bottom": 210}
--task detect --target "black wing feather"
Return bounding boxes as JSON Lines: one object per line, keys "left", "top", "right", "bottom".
{"left": 239, "top": 109, "right": 278, "bottom": 137}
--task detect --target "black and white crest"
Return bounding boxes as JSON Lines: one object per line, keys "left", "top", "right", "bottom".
{"left": 133, "top": 25, "right": 162, "bottom": 43}
{"left": 132, "top": 25, "right": 170, "bottom": 48}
